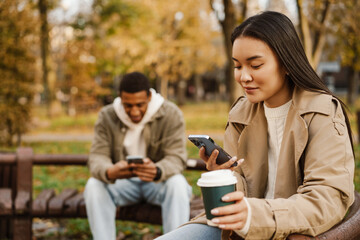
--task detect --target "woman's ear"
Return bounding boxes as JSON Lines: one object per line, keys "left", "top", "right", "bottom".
{"left": 283, "top": 67, "right": 289, "bottom": 77}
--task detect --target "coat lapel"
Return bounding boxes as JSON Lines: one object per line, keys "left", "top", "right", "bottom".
{"left": 274, "top": 104, "right": 309, "bottom": 198}
{"left": 234, "top": 103, "right": 269, "bottom": 198}
{"left": 274, "top": 88, "right": 331, "bottom": 198}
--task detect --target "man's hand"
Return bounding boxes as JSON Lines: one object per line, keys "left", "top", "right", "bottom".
{"left": 106, "top": 161, "right": 134, "bottom": 180}
{"left": 130, "top": 158, "right": 157, "bottom": 182}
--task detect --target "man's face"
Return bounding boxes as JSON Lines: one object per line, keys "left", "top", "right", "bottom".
{"left": 121, "top": 90, "right": 151, "bottom": 123}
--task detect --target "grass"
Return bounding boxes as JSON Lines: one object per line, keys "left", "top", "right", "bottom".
{"left": 181, "top": 101, "right": 229, "bottom": 134}
{"left": 3, "top": 100, "right": 360, "bottom": 238}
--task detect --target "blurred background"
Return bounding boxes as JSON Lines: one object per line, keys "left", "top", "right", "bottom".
{"left": 1, "top": 0, "right": 360, "bottom": 145}
{"left": 1, "top": 0, "right": 360, "bottom": 239}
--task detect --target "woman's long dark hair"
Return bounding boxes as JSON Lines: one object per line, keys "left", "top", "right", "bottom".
{"left": 231, "top": 11, "right": 354, "bottom": 153}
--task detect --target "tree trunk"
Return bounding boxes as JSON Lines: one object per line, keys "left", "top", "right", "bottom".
{"left": 347, "top": 67, "right": 359, "bottom": 106}
{"left": 194, "top": 74, "right": 204, "bottom": 102}
{"left": 210, "top": 0, "right": 245, "bottom": 106}
{"left": 296, "top": 0, "right": 331, "bottom": 69}
{"left": 160, "top": 77, "right": 168, "bottom": 100}
{"left": 221, "top": 0, "right": 243, "bottom": 105}
{"left": 176, "top": 79, "right": 186, "bottom": 106}
{"left": 38, "top": 0, "right": 52, "bottom": 116}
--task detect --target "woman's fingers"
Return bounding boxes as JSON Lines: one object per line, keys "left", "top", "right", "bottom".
{"left": 199, "top": 146, "right": 220, "bottom": 170}
{"left": 212, "top": 211, "right": 247, "bottom": 229}
{"left": 205, "top": 150, "right": 220, "bottom": 170}
{"left": 220, "top": 156, "right": 238, "bottom": 169}
{"left": 218, "top": 220, "right": 247, "bottom": 230}
{"left": 200, "top": 147, "right": 244, "bottom": 171}
{"left": 199, "top": 147, "right": 208, "bottom": 161}
{"left": 210, "top": 191, "right": 248, "bottom": 230}
{"left": 211, "top": 191, "right": 245, "bottom": 215}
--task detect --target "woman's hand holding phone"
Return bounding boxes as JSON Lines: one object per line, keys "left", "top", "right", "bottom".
{"left": 199, "top": 147, "right": 239, "bottom": 171}
{"left": 188, "top": 135, "right": 243, "bottom": 170}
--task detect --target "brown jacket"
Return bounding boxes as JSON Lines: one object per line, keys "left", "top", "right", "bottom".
{"left": 192, "top": 87, "right": 354, "bottom": 239}
{"left": 88, "top": 100, "right": 187, "bottom": 184}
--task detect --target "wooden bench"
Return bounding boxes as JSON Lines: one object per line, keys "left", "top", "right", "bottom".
{"left": 0, "top": 147, "right": 206, "bottom": 240}
{"left": 1, "top": 147, "right": 360, "bottom": 240}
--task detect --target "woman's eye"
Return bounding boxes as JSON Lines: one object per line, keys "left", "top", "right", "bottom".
{"left": 234, "top": 66, "right": 242, "bottom": 69}
{"left": 252, "top": 64, "right": 263, "bottom": 69}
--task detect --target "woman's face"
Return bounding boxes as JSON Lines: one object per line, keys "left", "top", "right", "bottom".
{"left": 232, "top": 36, "right": 291, "bottom": 108}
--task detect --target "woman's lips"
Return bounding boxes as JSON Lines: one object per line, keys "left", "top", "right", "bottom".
{"left": 243, "top": 87, "right": 258, "bottom": 94}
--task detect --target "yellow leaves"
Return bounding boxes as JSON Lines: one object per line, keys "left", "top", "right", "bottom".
{"left": 92, "top": 0, "right": 225, "bottom": 80}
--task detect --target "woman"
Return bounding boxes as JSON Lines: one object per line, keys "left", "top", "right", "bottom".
{"left": 157, "top": 11, "right": 354, "bottom": 239}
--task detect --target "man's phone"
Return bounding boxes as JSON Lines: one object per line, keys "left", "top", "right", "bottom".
{"left": 126, "top": 156, "right": 144, "bottom": 164}
{"left": 188, "top": 135, "right": 237, "bottom": 167}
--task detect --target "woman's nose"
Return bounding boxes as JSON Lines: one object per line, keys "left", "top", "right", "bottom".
{"left": 240, "top": 70, "right": 252, "bottom": 82}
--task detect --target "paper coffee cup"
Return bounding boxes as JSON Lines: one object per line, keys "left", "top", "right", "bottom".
{"left": 197, "top": 169, "right": 237, "bottom": 226}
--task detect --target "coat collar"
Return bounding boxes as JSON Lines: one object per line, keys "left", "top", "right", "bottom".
{"left": 228, "top": 87, "right": 332, "bottom": 126}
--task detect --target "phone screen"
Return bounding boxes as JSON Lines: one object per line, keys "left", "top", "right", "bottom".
{"left": 126, "top": 156, "right": 144, "bottom": 164}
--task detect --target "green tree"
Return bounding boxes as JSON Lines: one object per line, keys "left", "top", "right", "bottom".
{"left": 0, "top": 0, "right": 38, "bottom": 146}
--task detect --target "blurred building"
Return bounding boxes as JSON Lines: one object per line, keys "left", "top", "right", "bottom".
{"left": 317, "top": 61, "right": 353, "bottom": 97}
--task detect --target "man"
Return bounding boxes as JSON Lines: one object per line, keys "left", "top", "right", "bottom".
{"left": 84, "top": 72, "right": 192, "bottom": 240}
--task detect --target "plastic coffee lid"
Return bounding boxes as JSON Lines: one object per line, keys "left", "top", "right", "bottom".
{"left": 197, "top": 169, "right": 237, "bottom": 187}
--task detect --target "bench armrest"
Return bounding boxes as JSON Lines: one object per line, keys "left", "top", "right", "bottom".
{"left": 15, "top": 190, "right": 31, "bottom": 214}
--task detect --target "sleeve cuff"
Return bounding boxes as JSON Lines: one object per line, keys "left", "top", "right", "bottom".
{"left": 236, "top": 197, "right": 252, "bottom": 237}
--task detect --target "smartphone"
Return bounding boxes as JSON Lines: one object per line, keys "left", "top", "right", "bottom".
{"left": 188, "top": 135, "right": 237, "bottom": 166}
{"left": 126, "top": 156, "right": 144, "bottom": 164}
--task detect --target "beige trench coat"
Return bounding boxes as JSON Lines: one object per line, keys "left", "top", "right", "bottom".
{"left": 191, "top": 87, "right": 354, "bottom": 240}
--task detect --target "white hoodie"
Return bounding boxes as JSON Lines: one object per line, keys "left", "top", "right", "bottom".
{"left": 113, "top": 88, "right": 164, "bottom": 157}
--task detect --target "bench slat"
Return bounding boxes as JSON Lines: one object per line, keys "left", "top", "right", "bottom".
{"left": 15, "top": 190, "right": 31, "bottom": 214}
{"left": 78, "top": 198, "right": 87, "bottom": 217}
{"left": 48, "top": 188, "right": 78, "bottom": 216}
{"left": 117, "top": 203, "right": 163, "bottom": 225}
{"left": 0, "top": 188, "right": 12, "bottom": 215}
{"left": 63, "top": 193, "right": 84, "bottom": 217}
{"left": 189, "top": 197, "right": 204, "bottom": 219}
{"left": 35, "top": 190, "right": 204, "bottom": 225}
{"left": 32, "top": 189, "right": 55, "bottom": 217}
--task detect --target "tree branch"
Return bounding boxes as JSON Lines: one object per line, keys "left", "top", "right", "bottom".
{"left": 296, "top": 0, "right": 314, "bottom": 67}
